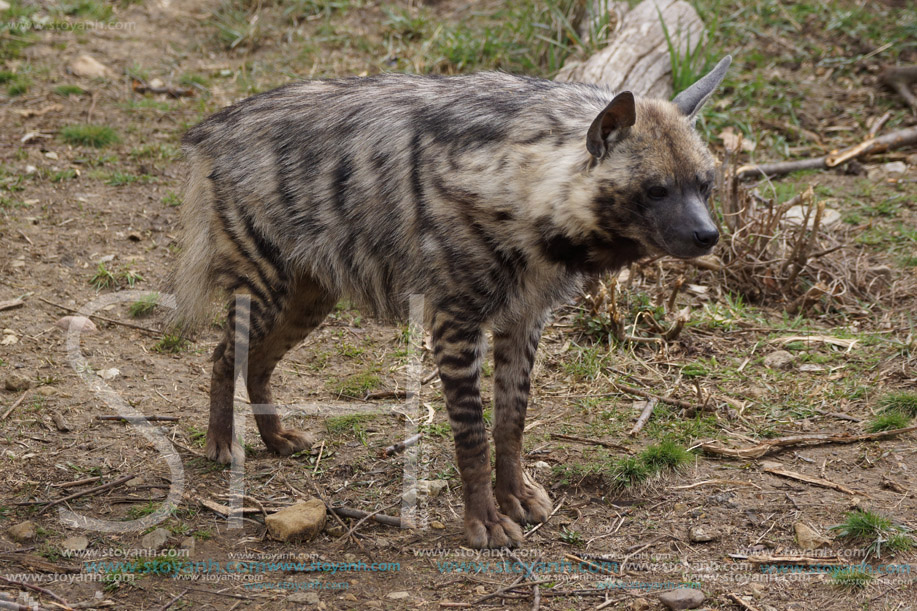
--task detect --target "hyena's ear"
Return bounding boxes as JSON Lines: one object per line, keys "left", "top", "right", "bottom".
{"left": 672, "top": 55, "right": 732, "bottom": 123}
{"left": 586, "top": 91, "right": 636, "bottom": 159}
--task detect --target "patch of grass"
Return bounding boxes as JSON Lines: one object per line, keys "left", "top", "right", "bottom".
{"left": 130, "top": 143, "right": 180, "bottom": 161}
{"left": 866, "top": 411, "right": 911, "bottom": 433}
{"left": 105, "top": 171, "right": 155, "bottom": 186}
{"left": 658, "top": 5, "right": 718, "bottom": 95}
{"left": 559, "top": 527, "right": 584, "bottom": 546}
{"left": 830, "top": 510, "right": 913, "bottom": 559}
{"left": 879, "top": 392, "right": 917, "bottom": 418}
{"left": 563, "top": 343, "right": 609, "bottom": 381}
{"left": 7, "top": 77, "right": 28, "bottom": 96}
{"left": 0, "top": 70, "right": 16, "bottom": 83}
{"left": 161, "top": 191, "right": 182, "bottom": 207}
{"left": 153, "top": 334, "right": 190, "bottom": 354}
{"left": 89, "top": 262, "right": 117, "bottom": 290}
{"left": 639, "top": 441, "right": 693, "bottom": 472}
{"left": 60, "top": 124, "right": 120, "bottom": 148}
{"left": 50, "top": 168, "right": 78, "bottom": 182}
{"left": 187, "top": 426, "right": 206, "bottom": 448}
{"left": 54, "top": 84, "right": 85, "bottom": 97}
{"left": 328, "top": 371, "right": 381, "bottom": 398}
{"left": 326, "top": 413, "right": 374, "bottom": 445}
{"left": 831, "top": 566, "right": 873, "bottom": 589}
{"left": 128, "top": 293, "right": 159, "bottom": 318}
{"left": 127, "top": 502, "right": 157, "bottom": 520}
{"left": 57, "top": 0, "right": 114, "bottom": 21}
{"left": 609, "top": 455, "right": 650, "bottom": 488}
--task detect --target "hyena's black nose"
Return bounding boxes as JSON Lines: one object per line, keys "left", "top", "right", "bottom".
{"left": 693, "top": 227, "right": 719, "bottom": 249}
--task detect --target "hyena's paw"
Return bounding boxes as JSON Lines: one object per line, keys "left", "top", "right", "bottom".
{"left": 204, "top": 435, "right": 244, "bottom": 464}
{"left": 496, "top": 472, "right": 552, "bottom": 525}
{"left": 263, "top": 428, "right": 316, "bottom": 456}
{"left": 465, "top": 509, "right": 525, "bottom": 549}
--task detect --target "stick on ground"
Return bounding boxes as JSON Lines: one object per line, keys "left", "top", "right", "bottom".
{"left": 736, "top": 125, "right": 917, "bottom": 180}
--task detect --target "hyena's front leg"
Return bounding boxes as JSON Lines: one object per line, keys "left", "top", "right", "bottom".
{"left": 432, "top": 312, "right": 523, "bottom": 548}
{"left": 493, "top": 314, "right": 552, "bottom": 525}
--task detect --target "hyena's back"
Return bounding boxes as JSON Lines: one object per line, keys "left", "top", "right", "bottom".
{"left": 173, "top": 73, "right": 611, "bottom": 329}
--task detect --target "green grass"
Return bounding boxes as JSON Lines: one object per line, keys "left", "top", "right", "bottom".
{"left": 60, "top": 124, "right": 120, "bottom": 148}
{"left": 328, "top": 371, "right": 381, "bottom": 398}
{"left": 54, "top": 84, "right": 86, "bottom": 97}
{"left": 879, "top": 392, "right": 917, "bottom": 418}
{"left": 325, "top": 413, "right": 374, "bottom": 445}
{"left": 153, "top": 334, "right": 190, "bottom": 354}
{"left": 50, "top": 169, "right": 77, "bottom": 182}
{"left": 552, "top": 441, "right": 692, "bottom": 490}
{"left": 105, "top": 171, "right": 154, "bottom": 187}
{"left": 56, "top": 0, "right": 114, "bottom": 21}
{"left": 830, "top": 510, "right": 913, "bottom": 559}
{"left": 161, "top": 192, "right": 182, "bottom": 207}
{"left": 89, "top": 262, "right": 117, "bottom": 290}
{"left": 128, "top": 293, "right": 159, "bottom": 318}
{"left": 831, "top": 566, "right": 873, "bottom": 589}
{"left": 866, "top": 411, "right": 911, "bottom": 433}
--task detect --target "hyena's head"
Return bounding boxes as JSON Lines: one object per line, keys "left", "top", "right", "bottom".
{"left": 583, "top": 56, "right": 731, "bottom": 262}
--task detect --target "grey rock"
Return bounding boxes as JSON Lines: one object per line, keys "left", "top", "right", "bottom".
{"left": 659, "top": 587, "right": 705, "bottom": 610}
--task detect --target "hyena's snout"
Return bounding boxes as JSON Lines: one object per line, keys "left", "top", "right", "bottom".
{"left": 664, "top": 196, "right": 719, "bottom": 258}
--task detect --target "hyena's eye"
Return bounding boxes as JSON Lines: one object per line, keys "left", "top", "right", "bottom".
{"left": 647, "top": 186, "right": 668, "bottom": 200}
{"left": 700, "top": 181, "right": 713, "bottom": 197}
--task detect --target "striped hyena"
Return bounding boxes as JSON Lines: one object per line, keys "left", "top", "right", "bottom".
{"left": 173, "top": 57, "right": 730, "bottom": 548}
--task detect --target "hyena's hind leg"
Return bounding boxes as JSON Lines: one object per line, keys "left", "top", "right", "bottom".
{"left": 493, "top": 313, "right": 552, "bottom": 525}
{"left": 247, "top": 277, "right": 338, "bottom": 456}
{"left": 432, "top": 311, "right": 523, "bottom": 548}
{"left": 205, "top": 276, "right": 338, "bottom": 464}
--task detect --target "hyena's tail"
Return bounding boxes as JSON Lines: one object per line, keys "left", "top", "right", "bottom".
{"left": 168, "top": 152, "right": 221, "bottom": 332}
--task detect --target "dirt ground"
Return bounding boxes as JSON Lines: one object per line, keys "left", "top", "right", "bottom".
{"left": 1, "top": 0, "right": 916, "bottom": 609}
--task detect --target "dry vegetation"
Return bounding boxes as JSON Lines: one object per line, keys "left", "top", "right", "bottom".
{"left": 1, "top": 0, "right": 916, "bottom": 609}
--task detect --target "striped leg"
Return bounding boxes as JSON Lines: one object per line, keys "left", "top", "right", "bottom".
{"left": 493, "top": 314, "right": 551, "bottom": 525}
{"left": 205, "top": 296, "right": 251, "bottom": 464}
{"left": 248, "top": 279, "right": 337, "bottom": 455}
{"left": 432, "top": 311, "right": 523, "bottom": 549}
{"left": 205, "top": 276, "right": 337, "bottom": 464}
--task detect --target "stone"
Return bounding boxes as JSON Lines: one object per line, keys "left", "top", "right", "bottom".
{"left": 55, "top": 316, "right": 97, "bottom": 334}
{"left": 794, "top": 522, "right": 831, "bottom": 550}
{"left": 287, "top": 591, "right": 320, "bottom": 604}
{"left": 62, "top": 535, "right": 89, "bottom": 551}
{"left": 180, "top": 536, "right": 195, "bottom": 553}
{"left": 8, "top": 521, "right": 36, "bottom": 543}
{"left": 631, "top": 598, "right": 651, "bottom": 610}
{"left": 99, "top": 368, "right": 120, "bottom": 381}
{"left": 415, "top": 479, "right": 448, "bottom": 497}
{"left": 69, "top": 54, "right": 114, "bottom": 79}
{"left": 763, "top": 350, "right": 794, "bottom": 369}
{"left": 4, "top": 373, "right": 31, "bottom": 392}
{"left": 430, "top": 521, "right": 446, "bottom": 530}
{"left": 784, "top": 205, "right": 841, "bottom": 229}
{"left": 659, "top": 588, "right": 705, "bottom": 610}
{"left": 140, "top": 528, "right": 170, "bottom": 550}
{"left": 386, "top": 591, "right": 410, "bottom": 600}
{"left": 533, "top": 460, "right": 551, "bottom": 470}
{"left": 265, "top": 498, "right": 326, "bottom": 542}
{"left": 882, "top": 161, "right": 907, "bottom": 174}
{"left": 688, "top": 526, "right": 717, "bottom": 543}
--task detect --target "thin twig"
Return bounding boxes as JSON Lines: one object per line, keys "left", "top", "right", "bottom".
{"left": 628, "top": 398, "right": 657, "bottom": 436}
{"left": 550, "top": 434, "right": 631, "bottom": 452}
{"left": 37, "top": 474, "right": 136, "bottom": 514}
{"left": 611, "top": 382, "right": 693, "bottom": 410}
{"left": 525, "top": 495, "right": 565, "bottom": 539}
{"left": 1, "top": 391, "right": 28, "bottom": 420}
{"left": 382, "top": 433, "right": 421, "bottom": 457}
{"left": 335, "top": 501, "right": 399, "bottom": 546}
{"left": 96, "top": 415, "right": 179, "bottom": 423}
{"left": 158, "top": 589, "right": 188, "bottom": 611}
{"left": 331, "top": 506, "right": 404, "bottom": 528}
{"left": 0, "top": 577, "right": 72, "bottom": 610}
{"left": 700, "top": 426, "right": 917, "bottom": 459}
{"left": 37, "top": 297, "right": 163, "bottom": 337}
